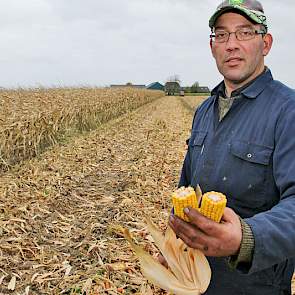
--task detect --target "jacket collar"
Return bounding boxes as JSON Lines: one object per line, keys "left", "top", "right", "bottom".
{"left": 211, "top": 68, "right": 273, "bottom": 99}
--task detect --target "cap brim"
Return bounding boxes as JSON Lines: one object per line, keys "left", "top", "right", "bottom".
{"left": 209, "top": 6, "right": 263, "bottom": 28}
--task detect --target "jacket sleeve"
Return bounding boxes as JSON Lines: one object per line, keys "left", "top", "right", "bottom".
{"left": 244, "top": 97, "right": 295, "bottom": 274}
{"left": 228, "top": 219, "right": 255, "bottom": 269}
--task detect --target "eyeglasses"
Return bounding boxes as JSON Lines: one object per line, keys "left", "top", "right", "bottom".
{"left": 210, "top": 27, "right": 266, "bottom": 43}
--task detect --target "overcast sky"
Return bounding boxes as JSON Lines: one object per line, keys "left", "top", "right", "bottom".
{"left": 1, "top": 0, "right": 294, "bottom": 89}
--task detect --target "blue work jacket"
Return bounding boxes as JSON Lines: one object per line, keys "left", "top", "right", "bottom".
{"left": 179, "top": 69, "right": 295, "bottom": 294}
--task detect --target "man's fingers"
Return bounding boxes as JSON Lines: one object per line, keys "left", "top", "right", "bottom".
{"left": 170, "top": 227, "right": 208, "bottom": 251}
{"left": 169, "top": 214, "right": 193, "bottom": 233}
{"left": 221, "top": 207, "right": 239, "bottom": 223}
{"left": 184, "top": 207, "right": 219, "bottom": 235}
{"left": 169, "top": 214, "right": 211, "bottom": 248}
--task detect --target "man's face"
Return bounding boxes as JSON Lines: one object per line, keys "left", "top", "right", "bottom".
{"left": 210, "top": 12, "right": 272, "bottom": 87}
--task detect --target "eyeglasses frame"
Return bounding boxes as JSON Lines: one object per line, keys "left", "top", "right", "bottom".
{"left": 210, "top": 28, "right": 266, "bottom": 43}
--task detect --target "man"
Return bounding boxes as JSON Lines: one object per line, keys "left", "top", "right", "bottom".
{"left": 165, "top": 0, "right": 295, "bottom": 294}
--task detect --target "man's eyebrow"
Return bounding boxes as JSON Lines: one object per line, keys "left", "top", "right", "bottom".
{"left": 214, "top": 24, "right": 254, "bottom": 30}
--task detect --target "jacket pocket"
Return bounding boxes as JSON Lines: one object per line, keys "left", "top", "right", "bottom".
{"left": 230, "top": 141, "right": 273, "bottom": 165}
{"left": 189, "top": 130, "right": 207, "bottom": 147}
{"left": 225, "top": 140, "right": 273, "bottom": 208}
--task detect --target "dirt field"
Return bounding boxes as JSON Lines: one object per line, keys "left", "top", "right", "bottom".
{"left": 0, "top": 95, "right": 294, "bottom": 294}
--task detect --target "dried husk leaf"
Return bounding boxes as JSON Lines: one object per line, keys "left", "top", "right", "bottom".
{"left": 195, "top": 184, "right": 203, "bottom": 207}
{"left": 124, "top": 218, "right": 211, "bottom": 295}
{"left": 145, "top": 217, "right": 193, "bottom": 285}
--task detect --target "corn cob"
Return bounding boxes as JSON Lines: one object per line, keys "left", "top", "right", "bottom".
{"left": 172, "top": 186, "right": 198, "bottom": 221}
{"left": 199, "top": 191, "right": 227, "bottom": 222}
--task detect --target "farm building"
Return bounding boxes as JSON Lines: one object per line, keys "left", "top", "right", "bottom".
{"left": 165, "top": 81, "right": 181, "bottom": 95}
{"left": 110, "top": 83, "right": 146, "bottom": 89}
{"left": 146, "top": 82, "right": 164, "bottom": 91}
{"left": 197, "top": 86, "right": 210, "bottom": 93}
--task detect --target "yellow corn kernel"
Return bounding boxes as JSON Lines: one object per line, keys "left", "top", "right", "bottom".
{"left": 172, "top": 186, "right": 198, "bottom": 221}
{"left": 199, "top": 191, "right": 227, "bottom": 223}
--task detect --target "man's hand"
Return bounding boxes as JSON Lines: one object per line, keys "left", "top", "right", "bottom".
{"left": 168, "top": 207, "right": 242, "bottom": 257}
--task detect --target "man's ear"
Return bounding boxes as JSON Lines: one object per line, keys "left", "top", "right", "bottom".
{"left": 263, "top": 33, "right": 273, "bottom": 56}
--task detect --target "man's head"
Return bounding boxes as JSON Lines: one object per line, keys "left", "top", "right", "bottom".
{"left": 209, "top": 0, "right": 273, "bottom": 91}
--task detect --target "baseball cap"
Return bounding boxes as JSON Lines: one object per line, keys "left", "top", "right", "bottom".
{"left": 209, "top": 0, "right": 267, "bottom": 30}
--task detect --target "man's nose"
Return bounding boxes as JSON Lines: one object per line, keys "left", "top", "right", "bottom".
{"left": 225, "top": 32, "right": 239, "bottom": 49}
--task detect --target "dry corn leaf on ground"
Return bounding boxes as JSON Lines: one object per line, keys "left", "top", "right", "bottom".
{"left": 0, "top": 92, "right": 294, "bottom": 294}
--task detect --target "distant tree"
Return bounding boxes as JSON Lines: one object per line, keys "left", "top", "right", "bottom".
{"left": 191, "top": 81, "right": 200, "bottom": 93}
{"left": 167, "top": 75, "right": 181, "bottom": 84}
{"left": 183, "top": 86, "right": 191, "bottom": 93}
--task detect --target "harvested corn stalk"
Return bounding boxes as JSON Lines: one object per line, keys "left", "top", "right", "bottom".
{"left": 123, "top": 217, "right": 211, "bottom": 295}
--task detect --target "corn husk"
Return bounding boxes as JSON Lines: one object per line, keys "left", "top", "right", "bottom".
{"left": 124, "top": 218, "right": 211, "bottom": 295}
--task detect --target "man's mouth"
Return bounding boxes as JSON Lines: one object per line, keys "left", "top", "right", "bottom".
{"left": 225, "top": 57, "right": 243, "bottom": 66}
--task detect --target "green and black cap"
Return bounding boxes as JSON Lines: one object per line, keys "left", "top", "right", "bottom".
{"left": 209, "top": 0, "right": 267, "bottom": 31}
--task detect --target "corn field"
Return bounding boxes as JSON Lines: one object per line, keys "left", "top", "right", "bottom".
{"left": 0, "top": 89, "right": 294, "bottom": 294}
{"left": 0, "top": 87, "right": 162, "bottom": 170}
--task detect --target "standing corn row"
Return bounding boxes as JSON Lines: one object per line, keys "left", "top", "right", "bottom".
{"left": 199, "top": 191, "right": 227, "bottom": 222}
{"left": 172, "top": 187, "right": 199, "bottom": 222}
